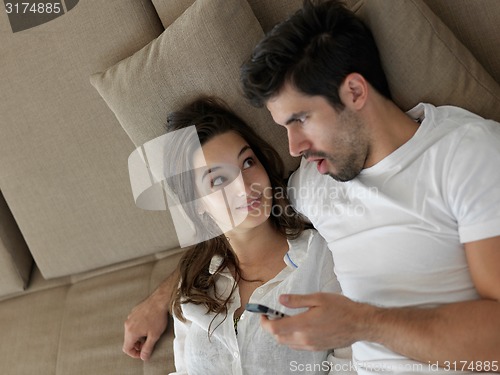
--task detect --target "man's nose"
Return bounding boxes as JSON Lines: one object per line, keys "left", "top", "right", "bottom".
{"left": 287, "top": 127, "right": 309, "bottom": 157}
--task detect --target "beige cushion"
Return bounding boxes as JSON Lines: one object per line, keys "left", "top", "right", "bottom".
{"left": 423, "top": 0, "right": 500, "bottom": 83}
{"left": 357, "top": 0, "right": 500, "bottom": 121}
{"left": 151, "top": 0, "right": 195, "bottom": 28}
{"left": 0, "top": 251, "right": 183, "bottom": 374}
{"left": 0, "top": 0, "right": 178, "bottom": 279}
{"left": 0, "top": 192, "right": 33, "bottom": 297}
{"left": 0, "top": 286, "right": 68, "bottom": 374}
{"left": 151, "top": 0, "right": 306, "bottom": 32}
{"left": 91, "top": 0, "right": 299, "bottom": 176}
{"left": 0, "top": 246, "right": 185, "bottom": 303}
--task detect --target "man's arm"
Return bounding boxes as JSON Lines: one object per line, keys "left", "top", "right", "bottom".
{"left": 261, "top": 236, "right": 500, "bottom": 367}
{"left": 123, "top": 268, "right": 179, "bottom": 361}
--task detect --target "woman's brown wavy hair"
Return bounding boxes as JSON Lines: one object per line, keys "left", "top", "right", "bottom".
{"left": 166, "top": 96, "right": 308, "bottom": 335}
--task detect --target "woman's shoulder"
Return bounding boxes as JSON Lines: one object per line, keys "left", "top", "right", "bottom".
{"left": 285, "top": 229, "right": 339, "bottom": 292}
{"left": 296, "top": 228, "right": 327, "bottom": 247}
{"left": 286, "top": 229, "right": 329, "bottom": 264}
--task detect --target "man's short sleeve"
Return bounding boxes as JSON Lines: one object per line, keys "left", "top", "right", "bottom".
{"left": 447, "top": 120, "right": 500, "bottom": 243}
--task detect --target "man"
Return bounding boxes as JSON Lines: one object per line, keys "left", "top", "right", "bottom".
{"left": 124, "top": 0, "right": 500, "bottom": 371}
{"left": 239, "top": 0, "right": 500, "bottom": 372}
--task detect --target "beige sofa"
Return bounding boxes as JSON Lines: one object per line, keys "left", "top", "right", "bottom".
{"left": 1, "top": 0, "right": 499, "bottom": 374}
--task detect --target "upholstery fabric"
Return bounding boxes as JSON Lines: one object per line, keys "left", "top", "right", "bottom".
{"left": 0, "top": 191, "right": 33, "bottom": 297}
{"left": 357, "top": 0, "right": 500, "bottom": 121}
{"left": 152, "top": 0, "right": 360, "bottom": 33}
{"left": 0, "top": 246, "right": 185, "bottom": 302}
{"left": 0, "top": 286, "right": 68, "bottom": 374}
{"left": 0, "top": 251, "right": 183, "bottom": 374}
{"left": 0, "top": 0, "right": 178, "bottom": 279}
{"left": 423, "top": 0, "right": 500, "bottom": 83}
{"left": 91, "top": 0, "right": 299, "bottom": 176}
{"left": 151, "top": 0, "right": 195, "bottom": 28}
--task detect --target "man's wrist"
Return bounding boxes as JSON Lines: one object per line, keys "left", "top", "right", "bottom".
{"left": 352, "top": 302, "right": 385, "bottom": 343}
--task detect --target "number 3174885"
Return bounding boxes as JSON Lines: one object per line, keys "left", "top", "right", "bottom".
{"left": 5, "top": 2, "right": 62, "bottom": 14}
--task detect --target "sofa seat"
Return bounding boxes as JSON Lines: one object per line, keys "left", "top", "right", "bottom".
{"left": 0, "top": 251, "right": 182, "bottom": 375}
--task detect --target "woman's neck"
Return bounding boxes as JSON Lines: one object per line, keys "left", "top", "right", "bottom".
{"left": 226, "top": 222, "right": 289, "bottom": 281}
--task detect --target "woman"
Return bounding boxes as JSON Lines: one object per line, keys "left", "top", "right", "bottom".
{"left": 165, "top": 97, "right": 348, "bottom": 375}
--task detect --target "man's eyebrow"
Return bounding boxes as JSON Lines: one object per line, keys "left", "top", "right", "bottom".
{"left": 285, "top": 111, "right": 307, "bottom": 125}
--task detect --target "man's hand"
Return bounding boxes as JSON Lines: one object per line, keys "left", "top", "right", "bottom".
{"left": 260, "top": 292, "right": 374, "bottom": 351}
{"left": 123, "top": 269, "right": 179, "bottom": 360}
{"left": 123, "top": 292, "right": 169, "bottom": 361}
{"left": 263, "top": 289, "right": 500, "bottom": 365}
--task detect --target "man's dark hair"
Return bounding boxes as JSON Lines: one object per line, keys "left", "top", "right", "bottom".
{"left": 240, "top": 0, "right": 391, "bottom": 110}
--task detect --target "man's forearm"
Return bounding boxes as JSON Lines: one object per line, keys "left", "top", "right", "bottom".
{"left": 365, "top": 299, "right": 500, "bottom": 366}
{"left": 149, "top": 267, "right": 180, "bottom": 313}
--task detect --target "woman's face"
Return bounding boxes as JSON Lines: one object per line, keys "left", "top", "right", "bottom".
{"left": 192, "top": 131, "right": 273, "bottom": 234}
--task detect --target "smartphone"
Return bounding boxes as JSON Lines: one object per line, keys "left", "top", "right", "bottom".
{"left": 245, "top": 303, "right": 288, "bottom": 320}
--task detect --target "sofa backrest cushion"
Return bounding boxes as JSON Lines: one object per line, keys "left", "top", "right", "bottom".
{"left": 0, "top": 0, "right": 179, "bottom": 279}
{"left": 0, "top": 192, "right": 33, "bottom": 297}
{"left": 423, "top": 0, "right": 500, "bottom": 84}
{"left": 151, "top": 0, "right": 313, "bottom": 33}
{"left": 357, "top": 0, "right": 500, "bottom": 121}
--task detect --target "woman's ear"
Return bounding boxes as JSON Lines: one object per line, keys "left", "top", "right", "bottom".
{"left": 196, "top": 200, "right": 207, "bottom": 216}
{"left": 339, "top": 73, "right": 368, "bottom": 110}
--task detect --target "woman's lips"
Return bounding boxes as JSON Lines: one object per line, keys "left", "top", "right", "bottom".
{"left": 236, "top": 194, "right": 262, "bottom": 211}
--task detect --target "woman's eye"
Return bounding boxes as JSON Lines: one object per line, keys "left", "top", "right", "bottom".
{"left": 211, "top": 176, "right": 227, "bottom": 188}
{"left": 243, "top": 157, "right": 255, "bottom": 169}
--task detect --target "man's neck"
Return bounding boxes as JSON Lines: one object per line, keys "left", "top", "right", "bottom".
{"left": 363, "top": 97, "right": 420, "bottom": 168}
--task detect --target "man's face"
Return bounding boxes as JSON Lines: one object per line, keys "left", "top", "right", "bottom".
{"left": 266, "top": 83, "right": 370, "bottom": 182}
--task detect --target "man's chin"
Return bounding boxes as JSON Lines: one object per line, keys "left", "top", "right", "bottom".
{"left": 327, "top": 173, "right": 351, "bottom": 182}
{"left": 326, "top": 167, "right": 362, "bottom": 182}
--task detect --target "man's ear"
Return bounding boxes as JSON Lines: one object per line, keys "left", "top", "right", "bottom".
{"left": 339, "top": 73, "right": 368, "bottom": 110}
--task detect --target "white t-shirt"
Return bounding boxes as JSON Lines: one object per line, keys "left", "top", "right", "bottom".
{"left": 288, "top": 103, "right": 500, "bottom": 374}
{"left": 170, "top": 229, "right": 353, "bottom": 375}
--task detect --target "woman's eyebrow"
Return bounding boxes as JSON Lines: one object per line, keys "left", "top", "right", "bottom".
{"left": 201, "top": 166, "right": 222, "bottom": 181}
{"left": 238, "top": 145, "right": 252, "bottom": 159}
{"left": 200, "top": 145, "right": 252, "bottom": 181}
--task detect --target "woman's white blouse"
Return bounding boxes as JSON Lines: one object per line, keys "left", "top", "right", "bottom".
{"left": 170, "top": 229, "right": 352, "bottom": 375}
